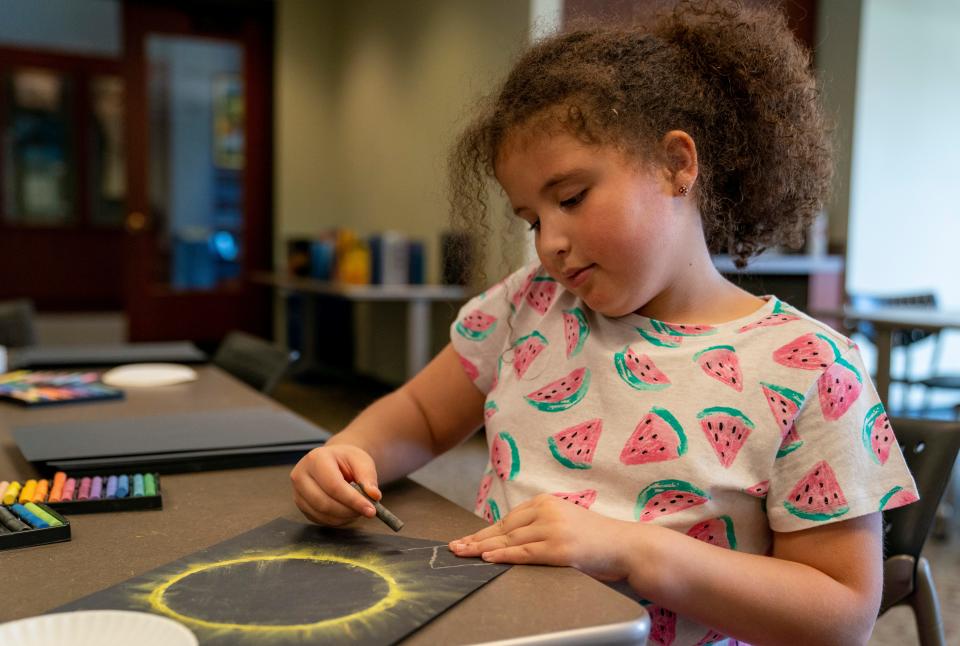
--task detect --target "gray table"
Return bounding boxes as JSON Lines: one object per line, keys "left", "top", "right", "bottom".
{"left": 816, "top": 306, "right": 960, "bottom": 407}
{"left": 252, "top": 272, "right": 466, "bottom": 378}
{"left": 0, "top": 366, "right": 644, "bottom": 644}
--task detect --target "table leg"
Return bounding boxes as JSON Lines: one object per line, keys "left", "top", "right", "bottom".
{"left": 875, "top": 325, "right": 893, "bottom": 408}
{"left": 407, "top": 299, "right": 430, "bottom": 378}
{"left": 300, "top": 293, "right": 319, "bottom": 373}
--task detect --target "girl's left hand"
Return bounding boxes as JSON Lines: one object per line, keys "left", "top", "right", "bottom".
{"left": 448, "top": 494, "right": 634, "bottom": 581}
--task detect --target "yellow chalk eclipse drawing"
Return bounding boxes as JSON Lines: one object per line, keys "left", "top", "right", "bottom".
{"left": 146, "top": 551, "right": 401, "bottom": 634}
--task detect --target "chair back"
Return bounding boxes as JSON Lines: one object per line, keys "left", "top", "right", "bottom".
{"left": 0, "top": 299, "right": 37, "bottom": 348}
{"left": 884, "top": 417, "right": 960, "bottom": 559}
{"left": 212, "top": 331, "right": 292, "bottom": 395}
{"left": 849, "top": 292, "right": 937, "bottom": 349}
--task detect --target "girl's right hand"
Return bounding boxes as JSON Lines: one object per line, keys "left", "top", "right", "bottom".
{"left": 290, "top": 444, "right": 381, "bottom": 526}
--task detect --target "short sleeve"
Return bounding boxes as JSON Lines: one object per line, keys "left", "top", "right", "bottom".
{"left": 450, "top": 263, "right": 540, "bottom": 394}
{"left": 767, "top": 343, "right": 919, "bottom": 532}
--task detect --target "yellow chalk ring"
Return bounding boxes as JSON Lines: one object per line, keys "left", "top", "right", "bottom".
{"left": 147, "top": 554, "right": 401, "bottom": 633}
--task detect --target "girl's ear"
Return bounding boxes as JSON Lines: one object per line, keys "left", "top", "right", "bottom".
{"left": 661, "top": 130, "right": 699, "bottom": 196}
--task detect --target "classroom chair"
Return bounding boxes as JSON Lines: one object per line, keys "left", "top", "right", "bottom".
{"left": 212, "top": 331, "right": 294, "bottom": 395}
{"left": 879, "top": 417, "right": 960, "bottom": 646}
{"left": 0, "top": 298, "right": 37, "bottom": 348}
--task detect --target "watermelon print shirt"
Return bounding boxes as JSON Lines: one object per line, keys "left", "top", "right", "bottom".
{"left": 450, "top": 263, "right": 919, "bottom": 646}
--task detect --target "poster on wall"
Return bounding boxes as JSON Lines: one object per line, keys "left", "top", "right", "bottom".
{"left": 212, "top": 74, "right": 244, "bottom": 170}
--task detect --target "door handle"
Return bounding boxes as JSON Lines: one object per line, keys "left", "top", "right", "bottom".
{"left": 125, "top": 211, "right": 148, "bottom": 233}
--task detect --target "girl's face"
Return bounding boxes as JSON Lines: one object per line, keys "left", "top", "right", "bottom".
{"left": 495, "top": 129, "right": 684, "bottom": 318}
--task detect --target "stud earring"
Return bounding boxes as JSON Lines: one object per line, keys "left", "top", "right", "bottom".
{"left": 677, "top": 185, "right": 688, "bottom": 196}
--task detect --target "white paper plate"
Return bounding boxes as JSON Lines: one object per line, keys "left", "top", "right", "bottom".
{"left": 101, "top": 363, "right": 198, "bottom": 388}
{"left": 0, "top": 610, "right": 197, "bottom": 646}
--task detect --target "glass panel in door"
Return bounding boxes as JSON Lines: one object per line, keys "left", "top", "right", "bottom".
{"left": 146, "top": 35, "right": 245, "bottom": 291}
{"left": 2, "top": 67, "right": 75, "bottom": 225}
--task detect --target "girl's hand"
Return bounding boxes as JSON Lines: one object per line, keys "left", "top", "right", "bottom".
{"left": 448, "top": 494, "right": 633, "bottom": 581}
{"left": 290, "top": 444, "right": 381, "bottom": 526}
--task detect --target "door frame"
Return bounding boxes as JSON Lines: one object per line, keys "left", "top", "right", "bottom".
{"left": 122, "top": 0, "right": 274, "bottom": 342}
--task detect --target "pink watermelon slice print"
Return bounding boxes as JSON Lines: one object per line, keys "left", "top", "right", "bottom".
{"left": 620, "top": 407, "right": 687, "bottom": 465}
{"left": 491, "top": 431, "right": 520, "bottom": 480}
{"left": 777, "top": 424, "right": 803, "bottom": 459}
{"left": 784, "top": 460, "right": 849, "bottom": 521}
{"left": 548, "top": 419, "right": 602, "bottom": 469}
{"left": 697, "top": 406, "right": 755, "bottom": 468}
{"left": 694, "top": 629, "right": 728, "bottom": 646}
{"left": 526, "top": 276, "right": 557, "bottom": 314}
{"left": 651, "top": 319, "right": 717, "bottom": 337}
{"left": 818, "top": 357, "right": 863, "bottom": 420}
{"left": 455, "top": 309, "right": 498, "bottom": 341}
{"left": 482, "top": 498, "right": 501, "bottom": 523}
{"left": 737, "top": 300, "right": 800, "bottom": 333}
{"left": 475, "top": 472, "right": 494, "bottom": 512}
{"left": 879, "top": 485, "right": 919, "bottom": 511}
{"left": 647, "top": 605, "right": 677, "bottom": 646}
{"left": 552, "top": 489, "right": 598, "bottom": 509}
{"left": 686, "top": 515, "right": 737, "bottom": 550}
{"left": 458, "top": 354, "right": 480, "bottom": 381}
{"left": 614, "top": 346, "right": 670, "bottom": 391}
{"left": 512, "top": 331, "right": 548, "bottom": 378}
{"left": 525, "top": 367, "right": 591, "bottom": 412}
{"left": 562, "top": 307, "right": 590, "bottom": 357}
{"left": 510, "top": 268, "right": 538, "bottom": 311}
{"left": 484, "top": 401, "right": 499, "bottom": 420}
{"left": 693, "top": 345, "right": 743, "bottom": 391}
{"left": 743, "top": 480, "right": 769, "bottom": 498}
{"left": 862, "top": 403, "right": 894, "bottom": 465}
{"left": 761, "top": 382, "right": 805, "bottom": 439}
{"left": 634, "top": 479, "right": 710, "bottom": 521}
{"left": 637, "top": 328, "right": 683, "bottom": 348}
{"left": 773, "top": 332, "right": 840, "bottom": 369}
{"left": 490, "top": 355, "right": 504, "bottom": 391}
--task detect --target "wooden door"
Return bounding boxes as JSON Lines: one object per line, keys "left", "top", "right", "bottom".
{"left": 122, "top": 1, "right": 273, "bottom": 343}
{"left": 0, "top": 47, "right": 126, "bottom": 311}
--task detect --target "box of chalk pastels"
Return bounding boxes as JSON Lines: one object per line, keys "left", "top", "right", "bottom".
{"left": 0, "top": 471, "right": 162, "bottom": 515}
{"left": 0, "top": 503, "right": 70, "bottom": 550}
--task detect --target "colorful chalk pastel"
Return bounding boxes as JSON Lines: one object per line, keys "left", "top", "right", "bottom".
{"left": 0, "top": 523, "right": 9, "bottom": 535}
{"left": 24, "top": 503, "right": 63, "bottom": 528}
{"left": 0, "top": 482, "right": 8, "bottom": 501}
{"left": 144, "top": 474, "right": 157, "bottom": 497}
{"left": 350, "top": 481, "right": 404, "bottom": 532}
{"left": 62, "top": 478, "right": 77, "bottom": 501}
{"left": 11, "top": 503, "right": 49, "bottom": 529}
{"left": 0, "top": 505, "right": 29, "bottom": 532}
{"left": 3, "top": 482, "right": 21, "bottom": 506}
{"left": 78, "top": 477, "right": 92, "bottom": 501}
{"left": 106, "top": 475, "right": 118, "bottom": 498}
{"left": 90, "top": 476, "right": 103, "bottom": 499}
{"left": 33, "top": 479, "right": 49, "bottom": 503}
{"left": 116, "top": 475, "right": 129, "bottom": 498}
{"left": 19, "top": 479, "right": 37, "bottom": 504}
{"left": 132, "top": 474, "right": 144, "bottom": 497}
{"left": 49, "top": 472, "right": 67, "bottom": 502}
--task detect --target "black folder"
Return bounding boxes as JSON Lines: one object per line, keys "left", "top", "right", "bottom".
{"left": 14, "top": 407, "right": 330, "bottom": 475}
{"left": 8, "top": 342, "right": 207, "bottom": 369}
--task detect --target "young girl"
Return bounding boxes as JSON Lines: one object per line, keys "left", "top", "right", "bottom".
{"left": 290, "top": 1, "right": 919, "bottom": 644}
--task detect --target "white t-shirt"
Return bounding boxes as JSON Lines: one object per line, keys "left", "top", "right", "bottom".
{"left": 450, "top": 263, "right": 918, "bottom": 646}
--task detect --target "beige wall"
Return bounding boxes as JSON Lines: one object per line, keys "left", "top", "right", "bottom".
{"left": 815, "top": 0, "right": 862, "bottom": 249}
{"left": 274, "top": 0, "right": 530, "bottom": 382}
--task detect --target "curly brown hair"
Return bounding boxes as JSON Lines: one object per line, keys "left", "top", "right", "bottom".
{"left": 448, "top": 0, "right": 832, "bottom": 271}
